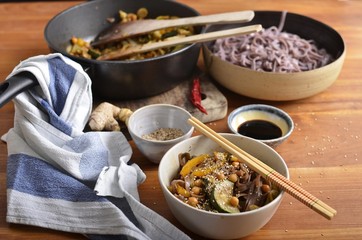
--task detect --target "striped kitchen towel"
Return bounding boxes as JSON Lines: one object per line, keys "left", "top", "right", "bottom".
{"left": 1, "top": 53, "right": 190, "bottom": 240}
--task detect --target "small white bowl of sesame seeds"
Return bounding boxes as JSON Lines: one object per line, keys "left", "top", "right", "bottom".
{"left": 128, "top": 104, "right": 194, "bottom": 164}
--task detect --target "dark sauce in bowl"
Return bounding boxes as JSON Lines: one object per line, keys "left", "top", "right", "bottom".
{"left": 237, "top": 119, "right": 282, "bottom": 140}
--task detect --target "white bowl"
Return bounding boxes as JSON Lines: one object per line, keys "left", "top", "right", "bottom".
{"left": 159, "top": 133, "right": 289, "bottom": 239}
{"left": 228, "top": 104, "right": 294, "bottom": 148}
{"left": 128, "top": 104, "right": 194, "bottom": 164}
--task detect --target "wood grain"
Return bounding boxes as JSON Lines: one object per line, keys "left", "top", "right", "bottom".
{"left": 1, "top": 0, "right": 362, "bottom": 239}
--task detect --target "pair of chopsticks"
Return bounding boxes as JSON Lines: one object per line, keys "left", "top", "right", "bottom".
{"left": 188, "top": 116, "right": 337, "bottom": 220}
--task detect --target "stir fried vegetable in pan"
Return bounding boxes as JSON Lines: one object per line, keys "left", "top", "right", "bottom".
{"left": 168, "top": 151, "right": 280, "bottom": 213}
{"left": 67, "top": 8, "right": 195, "bottom": 60}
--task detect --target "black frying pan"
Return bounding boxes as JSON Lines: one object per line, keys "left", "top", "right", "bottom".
{"left": 44, "top": 0, "right": 202, "bottom": 100}
{"left": 0, "top": 0, "right": 203, "bottom": 107}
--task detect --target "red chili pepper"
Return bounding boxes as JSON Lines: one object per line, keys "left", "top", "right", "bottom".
{"left": 190, "top": 77, "right": 208, "bottom": 114}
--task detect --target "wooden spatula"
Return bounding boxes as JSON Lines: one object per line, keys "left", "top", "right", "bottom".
{"left": 97, "top": 24, "right": 262, "bottom": 60}
{"left": 92, "top": 10, "right": 255, "bottom": 46}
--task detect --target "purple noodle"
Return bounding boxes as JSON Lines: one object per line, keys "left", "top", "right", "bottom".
{"left": 212, "top": 11, "right": 334, "bottom": 73}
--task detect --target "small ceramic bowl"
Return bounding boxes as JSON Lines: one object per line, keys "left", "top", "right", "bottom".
{"left": 128, "top": 104, "right": 194, "bottom": 164}
{"left": 228, "top": 104, "right": 294, "bottom": 148}
{"left": 159, "top": 133, "right": 289, "bottom": 239}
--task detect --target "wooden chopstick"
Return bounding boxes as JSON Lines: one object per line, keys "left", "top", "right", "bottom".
{"left": 188, "top": 116, "right": 337, "bottom": 220}
{"left": 97, "top": 24, "right": 262, "bottom": 60}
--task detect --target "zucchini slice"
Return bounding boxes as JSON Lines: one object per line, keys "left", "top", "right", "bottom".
{"left": 211, "top": 180, "right": 240, "bottom": 213}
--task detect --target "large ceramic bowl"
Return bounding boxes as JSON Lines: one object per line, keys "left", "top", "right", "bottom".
{"left": 128, "top": 104, "right": 194, "bottom": 164}
{"left": 159, "top": 133, "right": 289, "bottom": 239}
{"left": 203, "top": 11, "right": 345, "bottom": 101}
{"left": 45, "top": 0, "right": 202, "bottom": 100}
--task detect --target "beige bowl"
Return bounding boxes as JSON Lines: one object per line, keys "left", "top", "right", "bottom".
{"left": 203, "top": 11, "right": 346, "bottom": 101}
{"left": 159, "top": 133, "right": 289, "bottom": 239}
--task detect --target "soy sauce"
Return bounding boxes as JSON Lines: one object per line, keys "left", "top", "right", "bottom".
{"left": 237, "top": 119, "right": 282, "bottom": 140}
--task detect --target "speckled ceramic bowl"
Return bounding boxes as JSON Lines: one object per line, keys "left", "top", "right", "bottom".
{"left": 128, "top": 104, "right": 194, "bottom": 164}
{"left": 228, "top": 104, "right": 294, "bottom": 148}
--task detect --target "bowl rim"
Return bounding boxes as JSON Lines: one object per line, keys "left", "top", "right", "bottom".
{"left": 158, "top": 133, "right": 289, "bottom": 217}
{"left": 227, "top": 104, "right": 294, "bottom": 143}
{"left": 128, "top": 104, "right": 194, "bottom": 144}
{"left": 44, "top": 0, "right": 203, "bottom": 64}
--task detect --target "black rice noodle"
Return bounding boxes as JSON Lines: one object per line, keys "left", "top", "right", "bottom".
{"left": 212, "top": 12, "right": 334, "bottom": 72}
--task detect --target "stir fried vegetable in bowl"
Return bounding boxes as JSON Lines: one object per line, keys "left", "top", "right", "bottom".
{"left": 158, "top": 133, "right": 289, "bottom": 239}
{"left": 169, "top": 151, "right": 280, "bottom": 213}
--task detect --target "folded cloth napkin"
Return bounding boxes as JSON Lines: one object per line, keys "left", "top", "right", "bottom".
{"left": 1, "top": 53, "right": 190, "bottom": 240}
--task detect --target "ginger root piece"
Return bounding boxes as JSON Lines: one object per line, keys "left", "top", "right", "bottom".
{"left": 118, "top": 108, "right": 133, "bottom": 126}
{"left": 88, "top": 102, "right": 133, "bottom": 131}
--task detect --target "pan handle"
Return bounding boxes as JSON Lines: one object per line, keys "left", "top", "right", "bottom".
{"left": 0, "top": 71, "right": 38, "bottom": 108}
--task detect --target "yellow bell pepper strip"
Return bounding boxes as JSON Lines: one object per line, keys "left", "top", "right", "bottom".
{"left": 176, "top": 183, "right": 191, "bottom": 197}
{"left": 180, "top": 154, "right": 209, "bottom": 177}
{"left": 192, "top": 162, "right": 220, "bottom": 177}
{"left": 191, "top": 152, "right": 228, "bottom": 177}
{"left": 229, "top": 155, "right": 239, "bottom": 162}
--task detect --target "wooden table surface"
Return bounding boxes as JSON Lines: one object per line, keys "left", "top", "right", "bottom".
{"left": 1, "top": 0, "right": 362, "bottom": 239}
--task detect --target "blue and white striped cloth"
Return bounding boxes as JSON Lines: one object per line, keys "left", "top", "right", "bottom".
{"left": 2, "top": 54, "right": 190, "bottom": 240}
